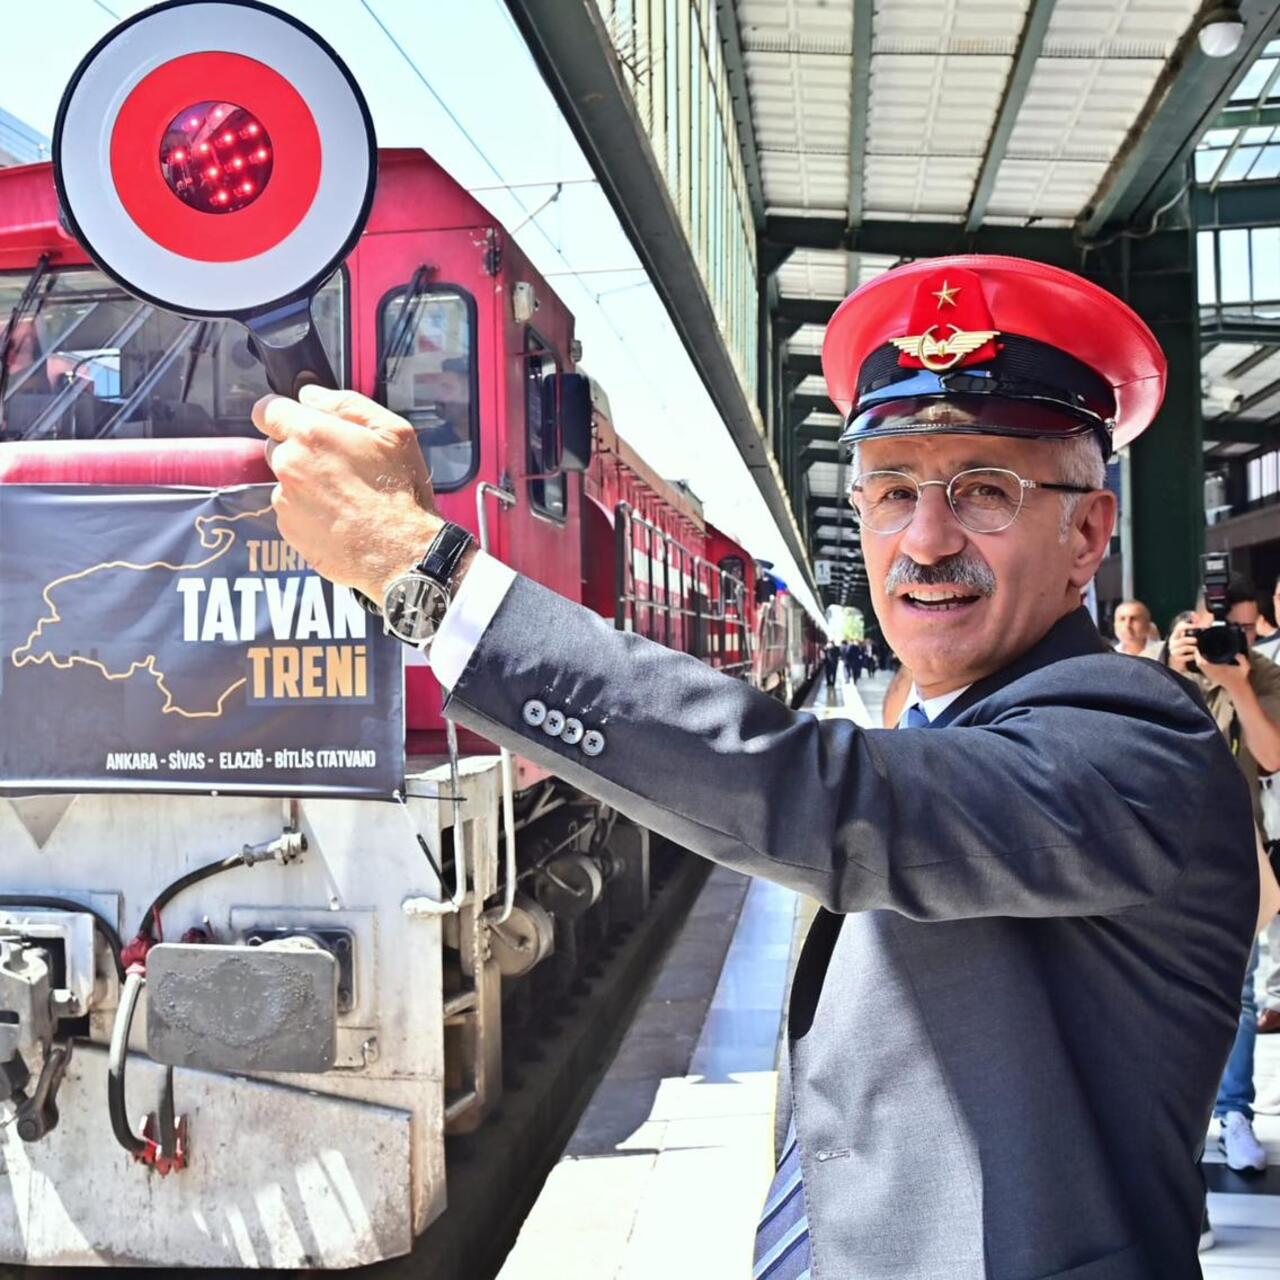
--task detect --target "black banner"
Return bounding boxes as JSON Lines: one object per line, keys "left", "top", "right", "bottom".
{"left": 0, "top": 484, "right": 404, "bottom": 796}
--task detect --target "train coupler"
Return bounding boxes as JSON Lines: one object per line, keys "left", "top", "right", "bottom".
{"left": 12, "top": 1038, "right": 72, "bottom": 1144}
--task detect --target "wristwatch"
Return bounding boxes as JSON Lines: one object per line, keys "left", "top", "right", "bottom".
{"left": 357, "top": 522, "right": 474, "bottom": 648}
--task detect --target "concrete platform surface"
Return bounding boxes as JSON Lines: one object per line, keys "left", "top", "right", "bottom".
{"left": 496, "top": 866, "right": 796, "bottom": 1280}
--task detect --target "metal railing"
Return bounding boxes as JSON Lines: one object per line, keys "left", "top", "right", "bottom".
{"left": 613, "top": 502, "right": 752, "bottom": 676}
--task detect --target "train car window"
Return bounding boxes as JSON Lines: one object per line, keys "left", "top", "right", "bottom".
{"left": 0, "top": 267, "right": 344, "bottom": 443}
{"left": 719, "top": 555, "right": 746, "bottom": 589}
{"left": 378, "top": 283, "right": 478, "bottom": 491}
{"left": 526, "top": 333, "right": 565, "bottom": 519}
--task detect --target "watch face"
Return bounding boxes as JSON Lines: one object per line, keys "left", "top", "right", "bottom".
{"left": 384, "top": 574, "right": 450, "bottom": 646}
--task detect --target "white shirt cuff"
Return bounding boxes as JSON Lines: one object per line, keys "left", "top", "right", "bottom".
{"left": 430, "top": 551, "right": 517, "bottom": 690}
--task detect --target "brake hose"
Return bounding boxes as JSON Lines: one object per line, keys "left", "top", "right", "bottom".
{"left": 106, "top": 970, "right": 146, "bottom": 1157}
{"left": 4, "top": 847, "right": 298, "bottom": 1160}
{"left": 134, "top": 853, "right": 247, "bottom": 942}
{"left": 132, "top": 834, "right": 303, "bottom": 945}
{"left": 107, "top": 840, "right": 301, "bottom": 1161}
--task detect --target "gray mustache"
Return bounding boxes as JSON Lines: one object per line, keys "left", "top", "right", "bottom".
{"left": 884, "top": 554, "right": 997, "bottom": 598}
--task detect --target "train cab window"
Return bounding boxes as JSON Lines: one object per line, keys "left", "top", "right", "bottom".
{"left": 378, "top": 285, "right": 477, "bottom": 491}
{"left": 526, "top": 336, "right": 565, "bottom": 519}
{"left": 0, "top": 267, "right": 344, "bottom": 443}
{"left": 719, "top": 555, "right": 746, "bottom": 594}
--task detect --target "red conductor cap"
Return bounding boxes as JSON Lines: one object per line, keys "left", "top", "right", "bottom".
{"left": 159, "top": 100, "right": 274, "bottom": 215}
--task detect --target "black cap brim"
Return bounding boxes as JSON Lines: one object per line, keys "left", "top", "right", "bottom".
{"left": 839, "top": 394, "right": 1112, "bottom": 459}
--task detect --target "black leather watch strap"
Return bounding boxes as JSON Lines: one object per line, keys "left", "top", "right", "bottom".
{"left": 352, "top": 522, "right": 473, "bottom": 619}
{"left": 419, "top": 522, "right": 473, "bottom": 588}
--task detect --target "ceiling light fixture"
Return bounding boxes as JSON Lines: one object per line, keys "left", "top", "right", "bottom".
{"left": 1197, "top": 5, "right": 1245, "bottom": 57}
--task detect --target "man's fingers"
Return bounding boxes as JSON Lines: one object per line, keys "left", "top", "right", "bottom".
{"left": 253, "top": 392, "right": 351, "bottom": 446}
{"left": 252, "top": 393, "right": 333, "bottom": 444}
{"left": 251, "top": 394, "right": 289, "bottom": 443}
{"left": 298, "top": 384, "right": 389, "bottom": 429}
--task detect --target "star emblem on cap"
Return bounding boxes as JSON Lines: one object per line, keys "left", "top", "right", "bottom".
{"left": 932, "top": 280, "right": 961, "bottom": 308}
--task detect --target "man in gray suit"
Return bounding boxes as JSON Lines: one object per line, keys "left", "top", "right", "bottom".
{"left": 254, "top": 257, "right": 1258, "bottom": 1278}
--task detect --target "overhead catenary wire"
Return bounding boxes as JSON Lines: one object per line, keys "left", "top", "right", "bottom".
{"left": 467, "top": 178, "right": 600, "bottom": 193}
{"left": 359, "top": 0, "right": 817, "bottom": 604}
{"left": 356, "top": 4, "right": 682, "bottom": 369}
{"left": 359, "top": 0, "right": 640, "bottom": 317}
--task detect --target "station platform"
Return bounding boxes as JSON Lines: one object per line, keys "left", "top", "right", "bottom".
{"left": 496, "top": 669, "right": 1280, "bottom": 1278}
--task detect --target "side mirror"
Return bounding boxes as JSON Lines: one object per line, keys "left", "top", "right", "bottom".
{"left": 546, "top": 372, "right": 594, "bottom": 473}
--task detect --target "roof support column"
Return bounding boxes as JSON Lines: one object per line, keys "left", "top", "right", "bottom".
{"left": 843, "top": 0, "right": 873, "bottom": 296}
{"left": 1088, "top": 232, "right": 1203, "bottom": 628}
{"left": 757, "top": 269, "right": 777, "bottom": 446}
{"left": 757, "top": 240, "right": 795, "bottom": 456}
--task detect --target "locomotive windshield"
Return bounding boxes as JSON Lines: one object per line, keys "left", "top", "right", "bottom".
{"left": 0, "top": 267, "right": 344, "bottom": 445}
{"left": 378, "top": 282, "right": 477, "bottom": 491}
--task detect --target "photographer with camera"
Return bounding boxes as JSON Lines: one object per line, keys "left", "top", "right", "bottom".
{"left": 1167, "top": 562, "right": 1280, "bottom": 1176}
{"left": 1254, "top": 576, "right": 1280, "bottom": 1039}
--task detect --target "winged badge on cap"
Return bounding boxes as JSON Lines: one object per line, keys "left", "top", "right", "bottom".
{"left": 891, "top": 325, "right": 1000, "bottom": 373}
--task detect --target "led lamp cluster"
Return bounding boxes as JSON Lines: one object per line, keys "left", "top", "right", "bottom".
{"left": 160, "top": 101, "right": 273, "bottom": 214}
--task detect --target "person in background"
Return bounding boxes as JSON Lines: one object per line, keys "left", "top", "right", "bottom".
{"left": 1256, "top": 573, "right": 1280, "bottom": 642}
{"left": 1166, "top": 578, "right": 1280, "bottom": 1175}
{"left": 822, "top": 642, "right": 839, "bottom": 690}
{"left": 841, "top": 640, "right": 860, "bottom": 683}
{"left": 1113, "top": 599, "right": 1162, "bottom": 659}
{"left": 1252, "top": 584, "right": 1280, "bottom": 1036}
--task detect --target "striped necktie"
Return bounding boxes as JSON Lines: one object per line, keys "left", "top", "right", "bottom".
{"left": 754, "top": 702, "right": 935, "bottom": 1277}
{"left": 753, "top": 1116, "right": 810, "bottom": 1279}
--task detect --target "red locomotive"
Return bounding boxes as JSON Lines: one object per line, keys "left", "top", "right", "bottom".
{"left": 0, "top": 148, "right": 820, "bottom": 1270}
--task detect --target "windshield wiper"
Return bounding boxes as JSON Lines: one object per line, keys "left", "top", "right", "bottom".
{"left": 95, "top": 318, "right": 202, "bottom": 439}
{"left": 178, "top": 321, "right": 212, "bottom": 406}
{"left": 23, "top": 302, "right": 152, "bottom": 442}
{"left": 0, "top": 253, "right": 52, "bottom": 429}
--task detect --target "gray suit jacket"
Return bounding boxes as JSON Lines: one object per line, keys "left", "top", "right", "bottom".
{"left": 445, "top": 578, "right": 1257, "bottom": 1279}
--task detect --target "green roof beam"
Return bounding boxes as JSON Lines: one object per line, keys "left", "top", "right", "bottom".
{"left": 965, "top": 0, "right": 1057, "bottom": 232}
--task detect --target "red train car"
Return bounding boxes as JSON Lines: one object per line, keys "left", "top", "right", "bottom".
{"left": 0, "top": 149, "right": 815, "bottom": 723}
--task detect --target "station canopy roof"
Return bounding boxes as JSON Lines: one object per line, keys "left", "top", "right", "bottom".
{"left": 1194, "top": 39, "right": 1280, "bottom": 469}
{"left": 728, "top": 0, "right": 1280, "bottom": 602}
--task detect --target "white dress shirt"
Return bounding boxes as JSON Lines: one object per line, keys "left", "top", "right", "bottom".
{"left": 899, "top": 683, "right": 971, "bottom": 726}
{"left": 430, "top": 551, "right": 517, "bottom": 689}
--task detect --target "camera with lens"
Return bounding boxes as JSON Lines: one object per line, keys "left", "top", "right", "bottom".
{"left": 1190, "top": 552, "right": 1251, "bottom": 666}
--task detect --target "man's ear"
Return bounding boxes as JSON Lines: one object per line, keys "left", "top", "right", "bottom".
{"left": 1068, "top": 489, "right": 1117, "bottom": 591}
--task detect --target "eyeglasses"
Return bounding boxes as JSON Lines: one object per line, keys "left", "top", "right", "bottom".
{"left": 848, "top": 468, "right": 1095, "bottom": 535}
